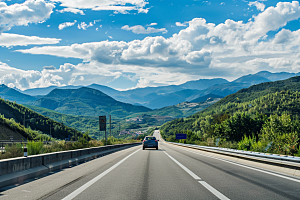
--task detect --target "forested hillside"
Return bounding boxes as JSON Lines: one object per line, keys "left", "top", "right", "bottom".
{"left": 0, "top": 98, "right": 83, "bottom": 140}
{"left": 160, "top": 76, "right": 300, "bottom": 156}
{"left": 30, "top": 87, "right": 151, "bottom": 118}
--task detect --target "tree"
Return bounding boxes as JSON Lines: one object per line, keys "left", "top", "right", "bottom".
{"left": 261, "top": 114, "right": 299, "bottom": 155}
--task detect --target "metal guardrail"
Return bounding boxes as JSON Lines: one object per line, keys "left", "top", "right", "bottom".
{"left": 167, "top": 142, "right": 300, "bottom": 163}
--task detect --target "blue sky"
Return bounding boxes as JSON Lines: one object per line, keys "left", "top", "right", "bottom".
{"left": 0, "top": 0, "right": 300, "bottom": 90}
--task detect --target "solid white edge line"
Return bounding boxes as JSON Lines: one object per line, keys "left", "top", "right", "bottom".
{"left": 62, "top": 149, "right": 140, "bottom": 200}
{"left": 163, "top": 151, "right": 201, "bottom": 180}
{"left": 198, "top": 181, "right": 230, "bottom": 200}
{"left": 170, "top": 143, "right": 300, "bottom": 183}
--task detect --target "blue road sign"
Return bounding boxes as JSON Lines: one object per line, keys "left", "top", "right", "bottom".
{"left": 176, "top": 134, "right": 187, "bottom": 140}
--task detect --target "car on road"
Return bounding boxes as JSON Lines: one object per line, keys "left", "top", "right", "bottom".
{"left": 142, "top": 136, "right": 159, "bottom": 150}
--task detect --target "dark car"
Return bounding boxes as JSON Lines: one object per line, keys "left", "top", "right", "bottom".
{"left": 142, "top": 136, "right": 159, "bottom": 150}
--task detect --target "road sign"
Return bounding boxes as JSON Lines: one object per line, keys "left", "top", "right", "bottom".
{"left": 176, "top": 134, "right": 187, "bottom": 140}
{"left": 99, "top": 116, "right": 106, "bottom": 131}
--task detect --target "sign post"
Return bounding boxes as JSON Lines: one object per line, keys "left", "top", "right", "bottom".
{"left": 99, "top": 116, "right": 106, "bottom": 145}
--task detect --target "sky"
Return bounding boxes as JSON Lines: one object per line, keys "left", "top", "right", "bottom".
{"left": 0, "top": 0, "right": 300, "bottom": 90}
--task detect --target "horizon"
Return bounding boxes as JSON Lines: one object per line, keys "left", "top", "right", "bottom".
{"left": 1, "top": 1, "right": 300, "bottom": 90}
{"left": 3, "top": 69, "right": 297, "bottom": 92}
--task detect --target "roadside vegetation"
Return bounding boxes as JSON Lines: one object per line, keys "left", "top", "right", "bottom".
{"left": 161, "top": 89, "right": 300, "bottom": 156}
{"left": 0, "top": 134, "right": 141, "bottom": 160}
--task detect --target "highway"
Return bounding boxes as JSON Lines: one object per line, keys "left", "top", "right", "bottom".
{"left": 1, "top": 130, "right": 300, "bottom": 200}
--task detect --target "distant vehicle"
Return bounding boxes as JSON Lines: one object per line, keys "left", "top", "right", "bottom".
{"left": 142, "top": 136, "right": 159, "bottom": 150}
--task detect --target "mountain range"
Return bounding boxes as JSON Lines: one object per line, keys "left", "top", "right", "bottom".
{"left": 19, "top": 71, "right": 299, "bottom": 109}
{"left": 0, "top": 71, "right": 298, "bottom": 114}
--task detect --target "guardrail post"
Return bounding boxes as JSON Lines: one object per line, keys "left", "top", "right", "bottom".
{"left": 24, "top": 144, "right": 28, "bottom": 157}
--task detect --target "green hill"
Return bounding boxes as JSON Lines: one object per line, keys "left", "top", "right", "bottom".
{"left": 160, "top": 76, "right": 300, "bottom": 156}
{"left": 30, "top": 87, "right": 152, "bottom": 118}
{"left": 0, "top": 84, "right": 36, "bottom": 104}
{"left": 0, "top": 98, "right": 83, "bottom": 140}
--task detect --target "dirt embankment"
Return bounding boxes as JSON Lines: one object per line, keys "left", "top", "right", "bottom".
{"left": 0, "top": 125, "right": 26, "bottom": 140}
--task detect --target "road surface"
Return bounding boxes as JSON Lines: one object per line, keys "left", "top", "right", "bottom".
{"left": 1, "top": 130, "right": 300, "bottom": 200}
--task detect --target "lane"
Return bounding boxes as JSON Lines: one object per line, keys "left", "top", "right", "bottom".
{"left": 160, "top": 140, "right": 300, "bottom": 200}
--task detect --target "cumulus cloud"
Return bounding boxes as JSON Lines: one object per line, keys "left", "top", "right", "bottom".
{"left": 16, "top": 1, "right": 300, "bottom": 84}
{"left": 0, "top": 0, "right": 55, "bottom": 32}
{"left": 51, "top": 0, "right": 149, "bottom": 14}
{"left": 78, "top": 22, "right": 94, "bottom": 30}
{"left": 147, "top": 23, "right": 157, "bottom": 26}
{"left": 58, "top": 20, "right": 77, "bottom": 30}
{"left": 58, "top": 8, "right": 85, "bottom": 15}
{"left": 0, "top": 33, "right": 60, "bottom": 47}
{"left": 121, "top": 25, "right": 167, "bottom": 34}
{"left": 249, "top": 1, "right": 265, "bottom": 11}
{"left": 0, "top": 61, "right": 199, "bottom": 90}
{"left": 175, "top": 22, "right": 187, "bottom": 27}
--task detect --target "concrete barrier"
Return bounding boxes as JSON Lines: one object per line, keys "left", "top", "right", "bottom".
{"left": 0, "top": 142, "right": 140, "bottom": 188}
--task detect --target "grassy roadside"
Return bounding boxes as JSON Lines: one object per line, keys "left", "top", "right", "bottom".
{"left": 0, "top": 136, "right": 141, "bottom": 160}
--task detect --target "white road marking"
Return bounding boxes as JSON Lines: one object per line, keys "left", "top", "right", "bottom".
{"left": 62, "top": 149, "right": 140, "bottom": 200}
{"left": 164, "top": 151, "right": 201, "bottom": 180}
{"left": 198, "top": 181, "right": 230, "bottom": 200}
{"left": 164, "top": 151, "right": 230, "bottom": 200}
{"left": 171, "top": 144, "right": 300, "bottom": 183}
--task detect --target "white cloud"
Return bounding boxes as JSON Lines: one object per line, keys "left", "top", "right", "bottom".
{"left": 147, "top": 23, "right": 157, "bottom": 26}
{"left": 51, "top": 0, "right": 149, "bottom": 14}
{"left": 249, "top": 1, "right": 265, "bottom": 11}
{"left": 175, "top": 22, "right": 187, "bottom": 27}
{"left": 121, "top": 25, "right": 168, "bottom": 34}
{"left": 245, "top": 1, "right": 300, "bottom": 40}
{"left": 16, "top": 2, "right": 300, "bottom": 85}
{"left": 58, "top": 8, "right": 85, "bottom": 15}
{"left": 0, "top": 33, "right": 60, "bottom": 47}
{"left": 78, "top": 22, "right": 94, "bottom": 30}
{"left": 58, "top": 20, "right": 77, "bottom": 30}
{"left": 0, "top": 0, "right": 55, "bottom": 32}
{"left": 0, "top": 61, "right": 198, "bottom": 90}
{"left": 93, "top": 19, "right": 101, "bottom": 24}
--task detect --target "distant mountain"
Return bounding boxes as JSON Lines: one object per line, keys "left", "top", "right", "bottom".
{"left": 126, "top": 96, "right": 222, "bottom": 119}
{"left": 87, "top": 84, "right": 119, "bottom": 97}
{"left": 233, "top": 74, "right": 271, "bottom": 85}
{"left": 145, "top": 89, "right": 202, "bottom": 109}
{"left": 22, "top": 84, "right": 119, "bottom": 96}
{"left": 190, "top": 94, "right": 223, "bottom": 103}
{"left": 201, "top": 82, "right": 250, "bottom": 97}
{"left": 0, "top": 84, "right": 37, "bottom": 104}
{"left": 20, "top": 71, "right": 300, "bottom": 110}
{"left": 110, "top": 78, "right": 228, "bottom": 106}
{"left": 255, "top": 71, "right": 300, "bottom": 81}
{"left": 29, "top": 87, "right": 151, "bottom": 118}
{"left": 179, "top": 78, "right": 228, "bottom": 90}
{"left": 22, "top": 86, "right": 58, "bottom": 96}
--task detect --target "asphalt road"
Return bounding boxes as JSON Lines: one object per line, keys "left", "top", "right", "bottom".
{"left": 1, "top": 130, "right": 300, "bottom": 200}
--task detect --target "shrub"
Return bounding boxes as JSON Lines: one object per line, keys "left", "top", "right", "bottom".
{"left": 3, "top": 143, "right": 23, "bottom": 159}
{"left": 27, "top": 140, "right": 44, "bottom": 155}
